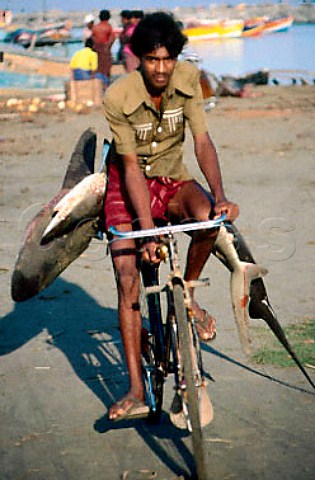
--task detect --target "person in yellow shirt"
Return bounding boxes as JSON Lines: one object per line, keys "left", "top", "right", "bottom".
{"left": 69, "top": 38, "right": 98, "bottom": 81}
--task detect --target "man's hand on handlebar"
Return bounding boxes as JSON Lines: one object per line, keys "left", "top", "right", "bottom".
{"left": 141, "top": 237, "right": 161, "bottom": 265}
{"left": 214, "top": 199, "right": 239, "bottom": 222}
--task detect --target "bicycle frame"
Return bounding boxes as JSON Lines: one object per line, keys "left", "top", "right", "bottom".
{"left": 108, "top": 217, "right": 225, "bottom": 480}
{"left": 108, "top": 215, "right": 225, "bottom": 408}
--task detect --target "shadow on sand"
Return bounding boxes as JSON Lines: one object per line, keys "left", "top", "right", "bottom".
{"left": 201, "top": 344, "right": 315, "bottom": 397}
{"left": 2, "top": 278, "right": 313, "bottom": 478}
{"left": 0, "top": 278, "right": 195, "bottom": 478}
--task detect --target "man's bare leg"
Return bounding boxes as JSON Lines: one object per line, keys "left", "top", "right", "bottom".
{"left": 168, "top": 181, "right": 218, "bottom": 339}
{"left": 108, "top": 229, "right": 145, "bottom": 420}
{"left": 184, "top": 231, "right": 218, "bottom": 340}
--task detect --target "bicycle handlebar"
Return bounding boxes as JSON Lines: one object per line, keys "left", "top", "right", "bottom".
{"left": 108, "top": 214, "right": 226, "bottom": 241}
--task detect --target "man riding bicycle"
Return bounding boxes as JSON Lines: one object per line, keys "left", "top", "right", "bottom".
{"left": 103, "top": 12, "right": 239, "bottom": 421}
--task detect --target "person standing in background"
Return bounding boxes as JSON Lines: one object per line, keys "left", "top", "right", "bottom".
{"left": 92, "top": 10, "right": 114, "bottom": 88}
{"left": 117, "top": 10, "right": 132, "bottom": 65}
{"left": 82, "top": 14, "right": 95, "bottom": 41}
{"left": 69, "top": 38, "right": 98, "bottom": 81}
{"left": 121, "top": 10, "right": 144, "bottom": 73}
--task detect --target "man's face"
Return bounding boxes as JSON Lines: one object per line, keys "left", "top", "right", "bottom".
{"left": 141, "top": 46, "right": 177, "bottom": 93}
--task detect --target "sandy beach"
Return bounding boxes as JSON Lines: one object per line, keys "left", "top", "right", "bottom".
{"left": 1, "top": 83, "right": 315, "bottom": 479}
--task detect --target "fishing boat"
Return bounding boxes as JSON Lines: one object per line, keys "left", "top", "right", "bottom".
{"left": 242, "top": 15, "right": 294, "bottom": 37}
{"left": 183, "top": 19, "right": 244, "bottom": 42}
{"left": 242, "top": 16, "right": 268, "bottom": 37}
{"left": 3, "top": 21, "right": 75, "bottom": 48}
{"left": 242, "top": 24, "right": 265, "bottom": 37}
{"left": 262, "top": 15, "right": 294, "bottom": 34}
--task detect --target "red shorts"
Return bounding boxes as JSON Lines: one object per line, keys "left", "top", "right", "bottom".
{"left": 104, "top": 162, "right": 188, "bottom": 230}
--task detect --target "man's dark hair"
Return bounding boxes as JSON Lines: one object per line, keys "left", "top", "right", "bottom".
{"left": 130, "top": 12, "right": 187, "bottom": 58}
{"left": 120, "top": 10, "right": 131, "bottom": 20}
{"left": 99, "top": 10, "right": 110, "bottom": 21}
{"left": 85, "top": 38, "right": 94, "bottom": 49}
{"left": 131, "top": 10, "right": 144, "bottom": 20}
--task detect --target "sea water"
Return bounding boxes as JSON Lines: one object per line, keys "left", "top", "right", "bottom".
{"left": 193, "top": 24, "right": 315, "bottom": 78}
{"left": 0, "top": 24, "right": 314, "bottom": 89}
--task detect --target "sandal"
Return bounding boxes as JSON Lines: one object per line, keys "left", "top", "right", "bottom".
{"left": 194, "top": 309, "right": 217, "bottom": 342}
{"left": 108, "top": 396, "right": 149, "bottom": 422}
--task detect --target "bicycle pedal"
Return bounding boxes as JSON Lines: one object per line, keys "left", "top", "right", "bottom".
{"left": 186, "top": 277, "right": 210, "bottom": 288}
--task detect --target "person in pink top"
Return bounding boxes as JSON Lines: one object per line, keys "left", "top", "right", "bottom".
{"left": 122, "top": 10, "right": 143, "bottom": 73}
{"left": 117, "top": 10, "right": 132, "bottom": 64}
{"left": 92, "top": 10, "right": 114, "bottom": 87}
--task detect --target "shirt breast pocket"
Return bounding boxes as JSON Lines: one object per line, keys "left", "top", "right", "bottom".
{"left": 161, "top": 107, "right": 184, "bottom": 137}
{"left": 133, "top": 122, "right": 154, "bottom": 143}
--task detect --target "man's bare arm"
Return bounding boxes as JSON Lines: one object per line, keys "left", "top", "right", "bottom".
{"left": 194, "top": 132, "right": 239, "bottom": 221}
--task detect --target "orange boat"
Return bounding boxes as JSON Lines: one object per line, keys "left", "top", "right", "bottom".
{"left": 242, "top": 24, "right": 265, "bottom": 37}
{"left": 262, "top": 15, "right": 294, "bottom": 34}
{"left": 244, "top": 16, "right": 268, "bottom": 28}
{"left": 242, "top": 15, "right": 293, "bottom": 37}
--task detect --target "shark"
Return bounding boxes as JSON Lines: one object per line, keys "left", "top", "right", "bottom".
{"left": 11, "top": 129, "right": 101, "bottom": 302}
{"left": 214, "top": 222, "right": 314, "bottom": 389}
{"left": 41, "top": 172, "right": 106, "bottom": 244}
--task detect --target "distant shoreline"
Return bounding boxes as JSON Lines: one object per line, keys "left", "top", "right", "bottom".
{"left": 9, "top": 4, "right": 315, "bottom": 28}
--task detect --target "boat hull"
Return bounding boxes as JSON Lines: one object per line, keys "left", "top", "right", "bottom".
{"left": 242, "top": 24, "right": 264, "bottom": 37}
{"left": 3, "top": 21, "right": 73, "bottom": 47}
{"left": 183, "top": 20, "right": 244, "bottom": 41}
{"left": 263, "top": 16, "right": 294, "bottom": 34}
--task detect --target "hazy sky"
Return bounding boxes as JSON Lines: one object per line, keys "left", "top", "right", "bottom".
{"left": 5, "top": 1, "right": 205, "bottom": 13}
{"left": 5, "top": 1, "right": 292, "bottom": 14}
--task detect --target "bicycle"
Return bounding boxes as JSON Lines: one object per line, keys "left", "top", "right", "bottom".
{"left": 109, "top": 215, "right": 226, "bottom": 480}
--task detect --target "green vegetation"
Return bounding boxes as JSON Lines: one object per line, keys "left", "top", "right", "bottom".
{"left": 252, "top": 318, "right": 315, "bottom": 367}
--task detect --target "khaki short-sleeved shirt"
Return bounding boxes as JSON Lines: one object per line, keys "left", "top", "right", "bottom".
{"left": 103, "top": 61, "right": 208, "bottom": 181}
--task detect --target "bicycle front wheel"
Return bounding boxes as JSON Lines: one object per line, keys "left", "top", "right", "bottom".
{"left": 173, "top": 282, "right": 208, "bottom": 480}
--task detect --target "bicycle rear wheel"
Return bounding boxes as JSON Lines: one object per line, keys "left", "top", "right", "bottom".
{"left": 173, "top": 282, "right": 208, "bottom": 480}
{"left": 140, "top": 262, "right": 165, "bottom": 422}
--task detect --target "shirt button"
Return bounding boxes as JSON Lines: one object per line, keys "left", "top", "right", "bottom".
{"left": 145, "top": 165, "right": 151, "bottom": 172}
{"left": 157, "top": 126, "right": 162, "bottom": 133}
{"left": 151, "top": 141, "right": 157, "bottom": 148}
